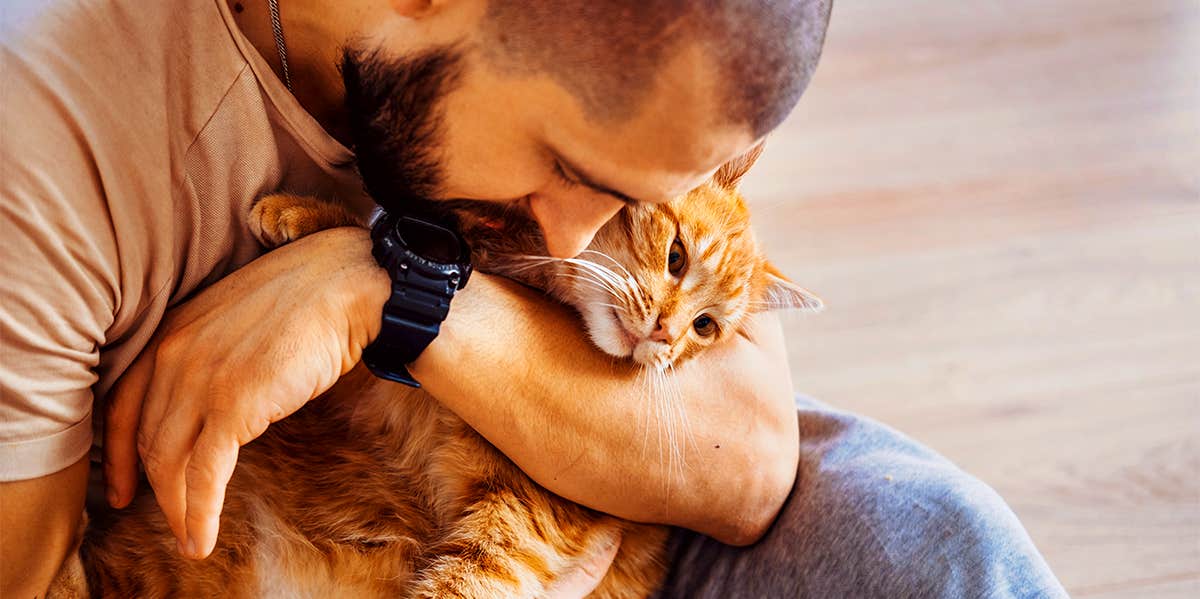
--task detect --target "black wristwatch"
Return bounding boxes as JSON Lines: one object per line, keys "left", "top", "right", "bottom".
{"left": 362, "top": 207, "right": 472, "bottom": 388}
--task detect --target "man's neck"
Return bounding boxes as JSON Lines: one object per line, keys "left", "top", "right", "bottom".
{"left": 225, "top": 0, "right": 354, "bottom": 145}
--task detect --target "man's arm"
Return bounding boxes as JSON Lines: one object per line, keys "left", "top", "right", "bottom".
{"left": 105, "top": 228, "right": 798, "bottom": 558}
{"left": 0, "top": 455, "right": 89, "bottom": 598}
{"left": 413, "top": 274, "right": 800, "bottom": 545}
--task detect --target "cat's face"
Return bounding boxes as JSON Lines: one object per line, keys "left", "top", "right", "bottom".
{"left": 553, "top": 171, "right": 822, "bottom": 370}
{"left": 453, "top": 144, "right": 823, "bottom": 370}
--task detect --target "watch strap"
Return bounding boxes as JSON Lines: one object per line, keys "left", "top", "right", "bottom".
{"left": 362, "top": 261, "right": 456, "bottom": 388}
{"left": 362, "top": 210, "right": 469, "bottom": 388}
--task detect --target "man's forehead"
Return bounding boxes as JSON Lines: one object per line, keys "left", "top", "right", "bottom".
{"left": 550, "top": 144, "right": 715, "bottom": 205}
{"left": 546, "top": 119, "right": 756, "bottom": 205}
{"left": 538, "top": 43, "right": 756, "bottom": 201}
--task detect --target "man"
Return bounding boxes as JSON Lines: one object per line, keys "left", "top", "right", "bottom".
{"left": 0, "top": 1, "right": 1068, "bottom": 597}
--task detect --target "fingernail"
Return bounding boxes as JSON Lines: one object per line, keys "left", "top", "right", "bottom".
{"left": 186, "top": 538, "right": 198, "bottom": 558}
{"left": 106, "top": 488, "right": 119, "bottom": 507}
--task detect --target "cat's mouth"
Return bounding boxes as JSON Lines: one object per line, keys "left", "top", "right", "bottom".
{"left": 608, "top": 307, "right": 674, "bottom": 369}
{"left": 609, "top": 307, "right": 641, "bottom": 352}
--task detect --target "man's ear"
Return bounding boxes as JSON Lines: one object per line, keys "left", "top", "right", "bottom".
{"left": 761, "top": 263, "right": 824, "bottom": 312}
{"left": 713, "top": 141, "right": 766, "bottom": 190}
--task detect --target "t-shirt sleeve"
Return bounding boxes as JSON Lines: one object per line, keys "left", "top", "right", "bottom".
{"left": 0, "top": 37, "right": 120, "bottom": 481}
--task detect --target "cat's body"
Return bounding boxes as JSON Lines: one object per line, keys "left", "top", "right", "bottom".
{"left": 52, "top": 151, "right": 820, "bottom": 598}
{"left": 69, "top": 365, "right": 667, "bottom": 598}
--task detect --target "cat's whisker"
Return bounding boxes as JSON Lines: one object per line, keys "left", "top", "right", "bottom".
{"left": 551, "top": 263, "right": 627, "bottom": 297}
{"left": 492, "top": 255, "right": 563, "bottom": 280}
{"left": 637, "top": 367, "right": 654, "bottom": 466}
{"left": 554, "top": 273, "right": 632, "bottom": 307}
{"left": 560, "top": 262, "right": 641, "bottom": 313}
{"left": 638, "top": 364, "right": 682, "bottom": 490}
{"left": 598, "top": 268, "right": 646, "bottom": 316}
{"left": 646, "top": 367, "right": 661, "bottom": 467}
{"left": 654, "top": 366, "right": 685, "bottom": 486}
{"left": 652, "top": 367, "right": 674, "bottom": 490}
{"left": 576, "top": 252, "right": 651, "bottom": 317}
{"left": 665, "top": 362, "right": 698, "bottom": 459}
{"left": 561, "top": 258, "right": 635, "bottom": 303}
{"left": 643, "top": 366, "right": 664, "bottom": 485}
{"left": 561, "top": 258, "right": 633, "bottom": 295}
{"left": 510, "top": 254, "right": 557, "bottom": 262}
{"left": 577, "top": 249, "right": 635, "bottom": 281}
{"left": 502, "top": 254, "right": 566, "bottom": 275}
{"left": 554, "top": 258, "right": 623, "bottom": 291}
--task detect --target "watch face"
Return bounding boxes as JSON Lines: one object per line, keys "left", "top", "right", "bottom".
{"left": 395, "top": 216, "right": 464, "bottom": 264}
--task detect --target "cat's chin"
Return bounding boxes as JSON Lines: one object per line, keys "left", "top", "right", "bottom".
{"left": 578, "top": 304, "right": 638, "bottom": 361}
{"left": 580, "top": 306, "right": 676, "bottom": 370}
{"left": 631, "top": 342, "right": 672, "bottom": 371}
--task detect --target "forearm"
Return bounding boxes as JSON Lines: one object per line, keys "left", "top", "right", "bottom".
{"left": 0, "top": 455, "right": 88, "bottom": 597}
{"left": 410, "top": 273, "right": 800, "bottom": 545}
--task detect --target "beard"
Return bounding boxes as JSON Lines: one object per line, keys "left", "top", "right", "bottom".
{"left": 341, "top": 44, "right": 547, "bottom": 254}
{"left": 340, "top": 45, "right": 464, "bottom": 218}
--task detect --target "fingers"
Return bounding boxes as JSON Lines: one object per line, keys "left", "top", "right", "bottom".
{"left": 103, "top": 352, "right": 155, "bottom": 508}
{"left": 182, "top": 422, "right": 240, "bottom": 559}
{"left": 140, "top": 396, "right": 204, "bottom": 551}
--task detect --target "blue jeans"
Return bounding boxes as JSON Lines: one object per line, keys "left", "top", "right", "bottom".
{"left": 656, "top": 395, "right": 1069, "bottom": 599}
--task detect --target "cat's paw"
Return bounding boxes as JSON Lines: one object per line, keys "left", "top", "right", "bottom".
{"left": 249, "top": 193, "right": 319, "bottom": 248}
{"left": 250, "top": 193, "right": 363, "bottom": 248}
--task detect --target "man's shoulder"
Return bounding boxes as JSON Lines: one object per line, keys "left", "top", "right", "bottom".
{"left": 1, "top": 0, "right": 253, "bottom": 192}
{"left": 6, "top": 0, "right": 248, "bottom": 130}
{"left": 3, "top": 0, "right": 217, "bottom": 55}
{"left": 0, "top": 0, "right": 262, "bottom": 329}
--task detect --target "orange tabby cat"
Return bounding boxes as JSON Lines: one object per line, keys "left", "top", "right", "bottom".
{"left": 50, "top": 149, "right": 821, "bottom": 599}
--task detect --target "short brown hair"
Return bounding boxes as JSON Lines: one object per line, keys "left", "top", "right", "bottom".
{"left": 480, "top": 0, "right": 834, "bottom": 137}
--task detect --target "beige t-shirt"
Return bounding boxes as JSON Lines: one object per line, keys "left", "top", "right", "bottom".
{"left": 0, "top": 0, "right": 372, "bottom": 480}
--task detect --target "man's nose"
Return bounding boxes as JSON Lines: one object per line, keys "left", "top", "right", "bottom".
{"left": 527, "top": 191, "right": 625, "bottom": 258}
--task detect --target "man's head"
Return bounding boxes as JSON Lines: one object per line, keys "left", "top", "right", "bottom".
{"left": 340, "top": 0, "right": 833, "bottom": 257}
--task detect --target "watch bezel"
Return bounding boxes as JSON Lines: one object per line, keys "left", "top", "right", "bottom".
{"left": 371, "top": 209, "right": 473, "bottom": 290}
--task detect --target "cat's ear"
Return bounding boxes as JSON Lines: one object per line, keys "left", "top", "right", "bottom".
{"left": 714, "top": 141, "right": 766, "bottom": 190}
{"left": 761, "top": 263, "right": 824, "bottom": 312}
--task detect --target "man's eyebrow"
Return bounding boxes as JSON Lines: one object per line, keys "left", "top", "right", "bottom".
{"left": 555, "top": 154, "right": 640, "bottom": 205}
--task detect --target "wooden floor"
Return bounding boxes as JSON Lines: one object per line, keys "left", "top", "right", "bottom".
{"left": 742, "top": 0, "right": 1200, "bottom": 596}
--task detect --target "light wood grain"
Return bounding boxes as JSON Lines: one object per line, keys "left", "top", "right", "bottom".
{"left": 740, "top": 0, "right": 1200, "bottom": 596}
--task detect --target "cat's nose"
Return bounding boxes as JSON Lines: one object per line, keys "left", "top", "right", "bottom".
{"left": 648, "top": 319, "right": 671, "bottom": 343}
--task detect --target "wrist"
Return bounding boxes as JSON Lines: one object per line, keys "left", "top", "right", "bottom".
{"left": 356, "top": 211, "right": 473, "bottom": 386}
{"left": 405, "top": 271, "right": 500, "bottom": 383}
{"left": 311, "top": 226, "right": 391, "bottom": 350}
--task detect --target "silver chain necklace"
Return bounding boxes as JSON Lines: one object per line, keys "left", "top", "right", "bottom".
{"left": 268, "top": 0, "right": 293, "bottom": 91}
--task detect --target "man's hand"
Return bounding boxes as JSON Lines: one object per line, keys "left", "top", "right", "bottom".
{"left": 103, "top": 227, "right": 388, "bottom": 559}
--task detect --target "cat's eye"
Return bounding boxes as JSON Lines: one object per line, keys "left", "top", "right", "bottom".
{"left": 693, "top": 314, "right": 717, "bottom": 337}
{"left": 668, "top": 239, "right": 687, "bottom": 276}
